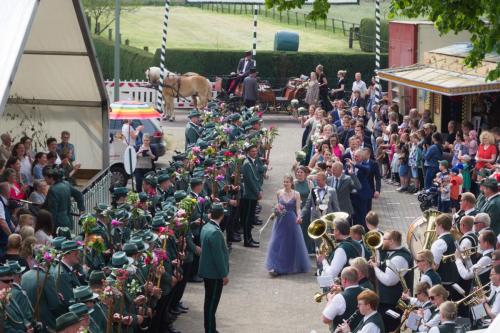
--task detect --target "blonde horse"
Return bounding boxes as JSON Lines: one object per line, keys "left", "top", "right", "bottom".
{"left": 163, "top": 73, "right": 212, "bottom": 121}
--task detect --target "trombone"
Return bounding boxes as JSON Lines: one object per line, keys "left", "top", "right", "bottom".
{"left": 441, "top": 246, "right": 478, "bottom": 263}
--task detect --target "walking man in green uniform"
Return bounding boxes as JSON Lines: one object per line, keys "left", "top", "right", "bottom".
{"left": 199, "top": 203, "right": 229, "bottom": 333}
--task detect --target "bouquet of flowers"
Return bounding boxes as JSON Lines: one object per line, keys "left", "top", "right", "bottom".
{"left": 273, "top": 203, "right": 286, "bottom": 219}
{"left": 173, "top": 209, "right": 190, "bottom": 236}
{"left": 79, "top": 214, "right": 97, "bottom": 235}
{"left": 126, "top": 279, "right": 142, "bottom": 299}
{"left": 0, "top": 287, "right": 11, "bottom": 311}
{"left": 85, "top": 235, "right": 106, "bottom": 254}
{"left": 126, "top": 191, "right": 139, "bottom": 205}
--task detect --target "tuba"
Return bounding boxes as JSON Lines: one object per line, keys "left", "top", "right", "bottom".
{"left": 308, "top": 218, "right": 336, "bottom": 257}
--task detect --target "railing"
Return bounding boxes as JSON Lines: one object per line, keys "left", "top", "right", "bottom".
{"left": 71, "top": 166, "right": 112, "bottom": 235}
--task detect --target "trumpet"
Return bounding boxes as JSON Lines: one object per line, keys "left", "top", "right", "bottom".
{"left": 455, "top": 282, "right": 491, "bottom": 306}
{"left": 313, "top": 278, "right": 341, "bottom": 303}
{"left": 441, "top": 246, "right": 478, "bottom": 263}
{"left": 363, "top": 231, "right": 383, "bottom": 261}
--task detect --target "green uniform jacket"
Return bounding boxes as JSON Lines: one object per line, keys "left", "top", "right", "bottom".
{"left": 185, "top": 122, "right": 201, "bottom": 149}
{"left": 20, "top": 267, "right": 65, "bottom": 330}
{"left": 90, "top": 302, "right": 108, "bottom": 333}
{"left": 50, "top": 261, "right": 82, "bottom": 308}
{"left": 4, "top": 283, "right": 34, "bottom": 332}
{"left": 241, "top": 157, "right": 261, "bottom": 200}
{"left": 199, "top": 221, "right": 229, "bottom": 279}
{"left": 480, "top": 194, "right": 500, "bottom": 235}
{"left": 44, "top": 180, "right": 84, "bottom": 229}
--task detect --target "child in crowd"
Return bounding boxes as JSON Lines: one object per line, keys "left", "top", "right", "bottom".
{"left": 451, "top": 133, "right": 467, "bottom": 167}
{"left": 409, "top": 133, "right": 422, "bottom": 192}
{"left": 438, "top": 175, "right": 451, "bottom": 213}
{"left": 467, "top": 130, "right": 478, "bottom": 158}
{"left": 375, "top": 137, "right": 386, "bottom": 178}
{"left": 387, "top": 133, "right": 399, "bottom": 183}
{"left": 458, "top": 155, "right": 472, "bottom": 192}
{"left": 449, "top": 167, "right": 463, "bottom": 213}
{"left": 398, "top": 143, "right": 410, "bottom": 192}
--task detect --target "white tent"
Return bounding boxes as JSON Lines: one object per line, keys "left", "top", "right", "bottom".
{"left": 0, "top": 0, "right": 108, "bottom": 172}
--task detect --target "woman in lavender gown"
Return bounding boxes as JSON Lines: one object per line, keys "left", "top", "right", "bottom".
{"left": 266, "top": 175, "right": 311, "bottom": 276}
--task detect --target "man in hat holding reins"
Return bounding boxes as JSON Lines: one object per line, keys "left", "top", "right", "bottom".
{"left": 227, "top": 50, "right": 256, "bottom": 95}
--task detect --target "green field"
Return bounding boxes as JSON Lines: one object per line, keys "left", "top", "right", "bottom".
{"left": 119, "top": 6, "right": 363, "bottom": 53}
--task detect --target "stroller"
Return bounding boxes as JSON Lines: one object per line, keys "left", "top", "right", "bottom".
{"left": 417, "top": 184, "right": 439, "bottom": 212}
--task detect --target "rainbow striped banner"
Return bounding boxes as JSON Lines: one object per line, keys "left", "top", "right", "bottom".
{"left": 109, "top": 101, "right": 162, "bottom": 120}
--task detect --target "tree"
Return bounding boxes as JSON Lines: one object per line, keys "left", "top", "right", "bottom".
{"left": 265, "top": 0, "right": 500, "bottom": 81}
{"left": 83, "top": 0, "right": 138, "bottom": 35}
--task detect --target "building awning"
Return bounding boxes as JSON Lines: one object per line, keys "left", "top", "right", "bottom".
{"left": 378, "top": 64, "right": 500, "bottom": 96}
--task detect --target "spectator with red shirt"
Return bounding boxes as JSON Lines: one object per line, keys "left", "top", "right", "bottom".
{"left": 475, "top": 131, "right": 497, "bottom": 170}
{"left": 450, "top": 167, "right": 463, "bottom": 213}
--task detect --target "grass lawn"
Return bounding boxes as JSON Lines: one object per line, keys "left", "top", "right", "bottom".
{"left": 119, "top": 6, "right": 364, "bottom": 53}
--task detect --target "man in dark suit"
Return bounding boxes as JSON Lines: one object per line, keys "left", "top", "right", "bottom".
{"left": 240, "top": 144, "right": 261, "bottom": 247}
{"left": 327, "top": 162, "right": 361, "bottom": 216}
{"left": 227, "top": 51, "right": 256, "bottom": 94}
{"left": 348, "top": 150, "right": 373, "bottom": 227}
{"left": 199, "top": 203, "right": 229, "bottom": 333}
{"left": 349, "top": 90, "right": 365, "bottom": 108}
{"left": 362, "top": 147, "right": 381, "bottom": 211}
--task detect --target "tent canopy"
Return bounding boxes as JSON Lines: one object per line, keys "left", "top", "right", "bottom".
{"left": 0, "top": 0, "right": 107, "bottom": 111}
{"left": 0, "top": 0, "right": 109, "bottom": 170}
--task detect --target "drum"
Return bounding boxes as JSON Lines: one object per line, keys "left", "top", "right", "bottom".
{"left": 406, "top": 216, "right": 428, "bottom": 258}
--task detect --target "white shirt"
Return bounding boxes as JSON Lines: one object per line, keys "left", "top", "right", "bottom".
{"left": 486, "top": 315, "right": 500, "bottom": 333}
{"left": 356, "top": 311, "right": 380, "bottom": 333}
{"left": 322, "top": 247, "right": 347, "bottom": 279}
{"left": 430, "top": 232, "right": 451, "bottom": 265}
{"left": 352, "top": 80, "right": 367, "bottom": 96}
{"left": 19, "top": 155, "right": 33, "bottom": 185}
{"left": 419, "top": 310, "right": 440, "bottom": 332}
{"left": 488, "top": 285, "right": 500, "bottom": 317}
{"left": 322, "top": 285, "right": 360, "bottom": 320}
{"left": 428, "top": 321, "right": 456, "bottom": 333}
{"left": 373, "top": 248, "right": 409, "bottom": 286}
{"left": 458, "top": 231, "right": 476, "bottom": 251}
{"left": 455, "top": 248, "right": 493, "bottom": 280}
{"left": 420, "top": 273, "right": 434, "bottom": 287}
{"left": 35, "top": 229, "right": 53, "bottom": 245}
{"left": 0, "top": 195, "right": 6, "bottom": 220}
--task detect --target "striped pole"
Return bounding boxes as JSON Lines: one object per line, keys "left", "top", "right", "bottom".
{"left": 253, "top": 4, "right": 258, "bottom": 65}
{"left": 374, "top": 0, "right": 382, "bottom": 105}
{"left": 157, "top": 0, "right": 170, "bottom": 118}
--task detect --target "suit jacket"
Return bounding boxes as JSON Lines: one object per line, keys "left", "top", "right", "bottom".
{"left": 199, "top": 221, "right": 229, "bottom": 279}
{"left": 327, "top": 174, "right": 361, "bottom": 215}
{"left": 20, "top": 267, "right": 65, "bottom": 330}
{"left": 241, "top": 157, "right": 262, "bottom": 200}
{"left": 50, "top": 261, "right": 81, "bottom": 309}
{"left": 351, "top": 162, "right": 373, "bottom": 200}
{"left": 236, "top": 58, "right": 256, "bottom": 75}
{"left": 43, "top": 181, "right": 84, "bottom": 229}
{"left": 185, "top": 122, "right": 201, "bottom": 149}
{"left": 480, "top": 194, "right": 500, "bottom": 235}
{"left": 366, "top": 159, "right": 381, "bottom": 193}
{"left": 4, "top": 283, "right": 34, "bottom": 332}
{"left": 301, "top": 186, "right": 340, "bottom": 221}
{"left": 350, "top": 97, "right": 365, "bottom": 108}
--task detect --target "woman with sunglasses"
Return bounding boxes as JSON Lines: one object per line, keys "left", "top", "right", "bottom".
{"left": 418, "top": 284, "right": 449, "bottom": 332}
{"left": 415, "top": 250, "right": 442, "bottom": 287}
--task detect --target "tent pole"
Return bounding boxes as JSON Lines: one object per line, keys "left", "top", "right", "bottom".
{"left": 113, "top": 0, "right": 121, "bottom": 102}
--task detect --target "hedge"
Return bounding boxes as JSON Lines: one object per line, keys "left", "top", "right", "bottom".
{"left": 92, "top": 36, "right": 387, "bottom": 87}
{"left": 359, "top": 18, "right": 389, "bottom": 53}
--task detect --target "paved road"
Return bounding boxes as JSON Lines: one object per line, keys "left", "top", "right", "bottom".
{"left": 159, "top": 112, "right": 421, "bottom": 333}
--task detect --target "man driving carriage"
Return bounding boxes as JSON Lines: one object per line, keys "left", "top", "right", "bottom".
{"left": 226, "top": 50, "right": 256, "bottom": 95}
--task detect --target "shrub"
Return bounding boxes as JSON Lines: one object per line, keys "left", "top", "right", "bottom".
{"left": 359, "top": 18, "right": 389, "bottom": 53}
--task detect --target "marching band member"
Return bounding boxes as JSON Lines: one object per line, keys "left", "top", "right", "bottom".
{"left": 339, "top": 290, "right": 385, "bottom": 333}
{"left": 480, "top": 264, "right": 500, "bottom": 320}
{"left": 457, "top": 216, "right": 478, "bottom": 265}
{"left": 428, "top": 301, "right": 458, "bottom": 333}
{"left": 418, "top": 285, "right": 449, "bottom": 332}
{"left": 473, "top": 213, "right": 492, "bottom": 233}
{"left": 365, "top": 211, "right": 383, "bottom": 234}
{"left": 430, "top": 214, "right": 462, "bottom": 302}
{"left": 453, "top": 192, "right": 478, "bottom": 229}
{"left": 415, "top": 250, "right": 441, "bottom": 287}
{"left": 402, "top": 282, "right": 432, "bottom": 322}
{"left": 350, "top": 225, "right": 369, "bottom": 259}
{"left": 319, "top": 220, "right": 362, "bottom": 279}
{"left": 350, "top": 257, "right": 375, "bottom": 291}
{"left": 322, "top": 267, "right": 364, "bottom": 331}
{"left": 369, "top": 230, "right": 413, "bottom": 332}
{"left": 455, "top": 230, "right": 495, "bottom": 286}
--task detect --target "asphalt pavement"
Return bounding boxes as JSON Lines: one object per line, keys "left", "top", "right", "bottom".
{"left": 158, "top": 111, "right": 421, "bottom": 333}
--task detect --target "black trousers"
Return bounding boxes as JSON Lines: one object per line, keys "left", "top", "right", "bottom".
{"left": 379, "top": 302, "right": 402, "bottom": 333}
{"left": 151, "top": 293, "right": 172, "bottom": 333}
{"left": 204, "top": 278, "right": 223, "bottom": 333}
{"left": 240, "top": 198, "right": 257, "bottom": 243}
{"left": 170, "top": 261, "right": 193, "bottom": 307}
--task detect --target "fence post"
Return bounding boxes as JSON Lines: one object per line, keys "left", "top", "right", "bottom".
{"left": 342, "top": 20, "right": 346, "bottom": 36}
{"left": 314, "top": 20, "right": 317, "bottom": 29}
{"left": 265, "top": 7, "right": 267, "bottom": 17}
{"left": 143, "top": 46, "right": 149, "bottom": 52}
{"left": 324, "top": 19, "right": 326, "bottom": 30}
{"left": 125, "top": 39, "right": 130, "bottom": 46}
{"left": 108, "top": 28, "right": 112, "bottom": 41}
{"left": 279, "top": 11, "right": 282, "bottom": 22}
{"left": 331, "top": 18, "right": 335, "bottom": 32}
{"left": 304, "top": 14, "right": 307, "bottom": 27}
{"left": 287, "top": 11, "right": 290, "bottom": 24}
{"left": 349, "top": 28, "right": 353, "bottom": 49}
{"left": 272, "top": 8, "right": 275, "bottom": 19}
{"left": 295, "top": 12, "right": 298, "bottom": 25}
{"left": 96, "top": 22, "right": 100, "bottom": 34}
